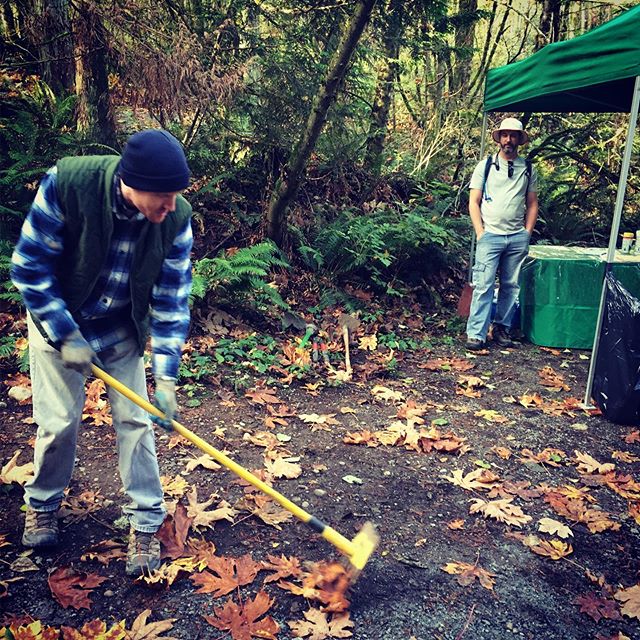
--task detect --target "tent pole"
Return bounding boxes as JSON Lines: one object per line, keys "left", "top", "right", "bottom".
{"left": 583, "top": 75, "right": 640, "bottom": 407}
{"left": 467, "top": 112, "right": 489, "bottom": 281}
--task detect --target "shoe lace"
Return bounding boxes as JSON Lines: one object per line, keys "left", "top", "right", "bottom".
{"left": 130, "top": 531, "right": 156, "bottom": 555}
{"left": 27, "top": 510, "right": 57, "bottom": 529}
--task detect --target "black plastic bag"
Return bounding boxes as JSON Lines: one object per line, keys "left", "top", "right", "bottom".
{"left": 592, "top": 272, "right": 640, "bottom": 424}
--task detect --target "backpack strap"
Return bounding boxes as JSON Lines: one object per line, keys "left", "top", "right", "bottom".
{"left": 481, "top": 154, "right": 494, "bottom": 198}
{"left": 524, "top": 158, "right": 532, "bottom": 194}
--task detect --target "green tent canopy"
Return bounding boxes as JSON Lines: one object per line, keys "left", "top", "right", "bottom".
{"left": 484, "top": 5, "right": 640, "bottom": 113}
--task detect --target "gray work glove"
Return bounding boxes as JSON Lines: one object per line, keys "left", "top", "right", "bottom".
{"left": 60, "top": 329, "right": 96, "bottom": 376}
{"left": 152, "top": 377, "right": 178, "bottom": 430}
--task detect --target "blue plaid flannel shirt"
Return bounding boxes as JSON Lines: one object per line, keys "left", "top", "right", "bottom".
{"left": 11, "top": 166, "right": 193, "bottom": 379}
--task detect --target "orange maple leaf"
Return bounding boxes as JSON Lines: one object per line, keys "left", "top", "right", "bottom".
{"left": 262, "top": 554, "right": 303, "bottom": 583}
{"left": 157, "top": 502, "right": 193, "bottom": 559}
{"left": 245, "top": 386, "right": 285, "bottom": 405}
{"left": 204, "top": 591, "right": 280, "bottom": 639}
{"left": 191, "top": 554, "right": 262, "bottom": 597}
{"left": 48, "top": 567, "right": 107, "bottom": 610}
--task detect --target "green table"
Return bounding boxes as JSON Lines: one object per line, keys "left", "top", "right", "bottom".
{"left": 519, "top": 246, "right": 640, "bottom": 349}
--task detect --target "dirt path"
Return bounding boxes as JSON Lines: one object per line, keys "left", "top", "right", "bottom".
{"left": 1, "top": 339, "right": 639, "bottom": 639}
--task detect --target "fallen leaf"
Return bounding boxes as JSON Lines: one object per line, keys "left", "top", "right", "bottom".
{"left": 204, "top": 590, "right": 280, "bottom": 639}
{"left": 614, "top": 584, "right": 640, "bottom": 619}
{"left": 48, "top": 567, "right": 107, "bottom": 610}
{"left": 445, "top": 468, "right": 501, "bottom": 491}
{"left": 538, "top": 517, "right": 573, "bottom": 539}
{"left": 525, "top": 537, "right": 573, "bottom": 560}
{"left": 574, "top": 593, "right": 622, "bottom": 623}
{"left": 342, "top": 475, "right": 362, "bottom": 485}
{"left": 262, "top": 554, "right": 303, "bottom": 583}
{"left": 184, "top": 454, "right": 221, "bottom": 473}
{"left": 0, "top": 450, "right": 34, "bottom": 486}
{"left": 191, "top": 554, "right": 262, "bottom": 597}
{"left": 126, "top": 609, "right": 178, "bottom": 639}
{"left": 441, "top": 561, "right": 495, "bottom": 590}
{"left": 289, "top": 608, "right": 353, "bottom": 639}
{"left": 469, "top": 497, "right": 532, "bottom": 527}
{"left": 265, "top": 455, "right": 302, "bottom": 479}
{"left": 371, "top": 385, "right": 404, "bottom": 402}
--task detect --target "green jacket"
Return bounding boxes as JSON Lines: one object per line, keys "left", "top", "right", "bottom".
{"left": 53, "top": 155, "right": 192, "bottom": 352}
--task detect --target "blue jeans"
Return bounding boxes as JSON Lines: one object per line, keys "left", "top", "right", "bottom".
{"left": 466, "top": 230, "right": 530, "bottom": 341}
{"left": 24, "top": 314, "right": 165, "bottom": 532}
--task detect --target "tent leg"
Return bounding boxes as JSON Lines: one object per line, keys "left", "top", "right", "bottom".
{"left": 466, "top": 112, "right": 489, "bottom": 280}
{"left": 583, "top": 75, "right": 640, "bottom": 408}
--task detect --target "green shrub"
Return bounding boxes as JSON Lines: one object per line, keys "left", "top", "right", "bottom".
{"left": 191, "top": 240, "right": 290, "bottom": 311}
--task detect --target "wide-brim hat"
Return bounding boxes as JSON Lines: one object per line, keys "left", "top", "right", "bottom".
{"left": 492, "top": 117, "right": 529, "bottom": 145}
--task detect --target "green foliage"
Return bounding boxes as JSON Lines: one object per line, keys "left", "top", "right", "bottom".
{"left": 0, "top": 335, "right": 29, "bottom": 373}
{"left": 377, "top": 331, "right": 432, "bottom": 352}
{"left": 0, "top": 71, "right": 81, "bottom": 238}
{"left": 191, "top": 241, "right": 291, "bottom": 311}
{"left": 298, "top": 202, "right": 464, "bottom": 295}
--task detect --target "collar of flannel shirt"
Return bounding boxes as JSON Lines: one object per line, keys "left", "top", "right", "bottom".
{"left": 113, "top": 171, "right": 146, "bottom": 221}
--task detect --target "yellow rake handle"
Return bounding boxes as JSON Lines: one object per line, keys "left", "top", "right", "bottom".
{"left": 91, "top": 364, "right": 357, "bottom": 559}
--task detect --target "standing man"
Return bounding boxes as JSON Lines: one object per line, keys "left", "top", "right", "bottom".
{"left": 11, "top": 129, "right": 193, "bottom": 576}
{"left": 465, "top": 117, "right": 538, "bottom": 350}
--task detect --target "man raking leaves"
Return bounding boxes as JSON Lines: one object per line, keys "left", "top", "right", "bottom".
{"left": 92, "top": 363, "right": 380, "bottom": 577}
{"left": 11, "top": 129, "right": 193, "bottom": 577}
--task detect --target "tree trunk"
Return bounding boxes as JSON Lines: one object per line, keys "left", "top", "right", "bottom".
{"left": 535, "top": 0, "right": 561, "bottom": 50}
{"left": 73, "top": 1, "right": 117, "bottom": 147}
{"left": 452, "top": 0, "right": 478, "bottom": 94}
{"left": 363, "top": 0, "right": 402, "bottom": 176}
{"left": 265, "top": 0, "right": 378, "bottom": 246}
{"left": 38, "top": 0, "right": 74, "bottom": 95}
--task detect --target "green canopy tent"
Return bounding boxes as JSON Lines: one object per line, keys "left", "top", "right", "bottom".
{"left": 478, "top": 5, "right": 640, "bottom": 406}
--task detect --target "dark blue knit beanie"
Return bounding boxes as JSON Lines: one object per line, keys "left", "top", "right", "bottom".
{"left": 120, "top": 129, "right": 190, "bottom": 192}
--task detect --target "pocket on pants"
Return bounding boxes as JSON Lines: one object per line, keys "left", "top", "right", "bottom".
{"left": 472, "top": 262, "right": 492, "bottom": 288}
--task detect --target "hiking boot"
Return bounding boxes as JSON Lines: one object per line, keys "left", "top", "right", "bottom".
{"left": 493, "top": 325, "right": 515, "bottom": 347}
{"left": 465, "top": 337, "right": 486, "bottom": 351}
{"left": 22, "top": 507, "right": 59, "bottom": 548}
{"left": 126, "top": 529, "right": 161, "bottom": 577}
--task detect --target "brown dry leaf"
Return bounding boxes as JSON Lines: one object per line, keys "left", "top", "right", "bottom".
{"left": 82, "top": 378, "right": 112, "bottom": 426}
{"left": 612, "top": 450, "right": 640, "bottom": 463}
{"left": 446, "top": 468, "right": 501, "bottom": 491}
{"left": 574, "top": 593, "right": 622, "bottom": 623}
{"left": 80, "top": 539, "right": 126, "bottom": 566}
{"left": 441, "top": 561, "right": 496, "bottom": 590}
{"left": 245, "top": 386, "right": 285, "bottom": 405}
{"left": 624, "top": 430, "right": 640, "bottom": 444}
{"left": 538, "top": 366, "right": 570, "bottom": 391}
{"left": 187, "top": 487, "right": 237, "bottom": 530}
{"left": 574, "top": 451, "right": 616, "bottom": 475}
{"left": 491, "top": 446, "right": 512, "bottom": 460}
{"left": 457, "top": 375, "right": 485, "bottom": 388}
{"left": 298, "top": 413, "right": 340, "bottom": 431}
{"left": 262, "top": 554, "right": 303, "bottom": 584}
{"left": 0, "top": 576, "right": 24, "bottom": 598}
{"left": 191, "top": 554, "right": 262, "bottom": 597}
{"left": 370, "top": 385, "right": 404, "bottom": 402}
{"left": 0, "top": 450, "right": 34, "bottom": 486}
{"left": 525, "top": 537, "right": 573, "bottom": 560}
{"left": 419, "top": 357, "right": 475, "bottom": 372}
{"left": 289, "top": 608, "right": 354, "bottom": 640}
{"left": 161, "top": 475, "right": 190, "bottom": 499}
{"left": 614, "top": 584, "right": 640, "bottom": 619}
{"left": 264, "top": 456, "right": 302, "bottom": 479}
{"left": 204, "top": 590, "right": 279, "bottom": 639}
{"left": 359, "top": 335, "right": 377, "bottom": 351}
{"left": 184, "top": 454, "right": 221, "bottom": 473}
{"left": 244, "top": 430, "right": 280, "bottom": 450}
{"left": 474, "top": 409, "right": 509, "bottom": 423}
{"left": 518, "top": 392, "right": 544, "bottom": 408}
{"left": 126, "top": 609, "right": 178, "bottom": 639}
{"left": 447, "top": 519, "right": 465, "bottom": 530}
{"left": 60, "top": 490, "right": 104, "bottom": 524}
{"left": 628, "top": 501, "right": 640, "bottom": 525}
{"left": 519, "top": 448, "right": 566, "bottom": 467}
{"left": 48, "top": 566, "right": 107, "bottom": 610}
{"left": 469, "top": 498, "right": 532, "bottom": 527}
{"left": 343, "top": 430, "right": 379, "bottom": 447}
{"left": 157, "top": 502, "right": 193, "bottom": 559}
{"left": 537, "top": 518, "right": 573, "bottom": 539}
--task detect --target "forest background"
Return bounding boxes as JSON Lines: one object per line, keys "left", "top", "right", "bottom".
{"left": 1, "top": 0, "right": 640, "bottom": 360}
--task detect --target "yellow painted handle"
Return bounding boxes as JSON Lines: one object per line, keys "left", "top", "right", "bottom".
{"left": 91, "top": 364, "right": 356, "bottom": 557}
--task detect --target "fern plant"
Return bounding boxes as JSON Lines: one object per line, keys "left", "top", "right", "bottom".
{"left": 191, "top": 240, "right": 290, "bottom": 311}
